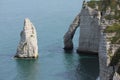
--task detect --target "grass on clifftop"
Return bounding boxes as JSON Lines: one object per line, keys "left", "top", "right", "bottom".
{"left": 88, "top": 0, "right": 120, "bottom": 20}
{"left": 104, "top": 23, "right": 120, "bottom": 33}
{"left": 87, "top": 0, "right": 102, "bottom": 10}
{"left": 104, "top": 23, "right": 120, "bottom": 44}
{"left": 105, "top": 14, "right": 120, "bottom": 20}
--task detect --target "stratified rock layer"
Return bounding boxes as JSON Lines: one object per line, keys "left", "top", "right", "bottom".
{"left": 14, "top": 18, "right": 38, "bottom": 58}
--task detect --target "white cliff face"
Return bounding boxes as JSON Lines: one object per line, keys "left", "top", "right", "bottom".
{"left": 14, "top": 18, "right": 38, "bottom": 58}
{"left": 98, "top": 31, "right": 120, "bottom": 80}
{"left": 64, "top": 13, "right": 80, "bottom": 50}
{"left": 64, "top": 3, "right": 101, "bottom": 54}
{"left": 64, "top": 1, "right": 120, "bottom": 79}
{"left": 77, "top": 6, "right": 101, "bottom": 54}
{"left": 113, "top": 72, "right": 120, "bottom": 80}
{"left": 98, "top": 32, "right": 114, "bottom": 80}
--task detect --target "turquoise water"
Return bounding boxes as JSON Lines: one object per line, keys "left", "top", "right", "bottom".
{"left": 0, "top": 0, "right": 99, "bottom": 80}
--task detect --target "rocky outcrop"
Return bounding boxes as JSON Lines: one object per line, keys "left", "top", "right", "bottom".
{"left": 98, "top": 30, "right": 120, "bottom": 80}
{"left": 64, "top": 0, "right": 120, "bottom": 79}
{"left": 77, "top": 5, "right": 101, "bottom": 54}
{"left": 64, "top": 1, "right": 101, "bottom": 54}
{"left": 14, "top": 18, "right": 38, "bottom": 58}
{"left": 113, "top": 72, "right": 120, "bottom": 80}
{"left": 98, "top": 32, "right": 114, "bottom": 80}
{"left": 64, "top": 13, "right": 80, "bottom": 50}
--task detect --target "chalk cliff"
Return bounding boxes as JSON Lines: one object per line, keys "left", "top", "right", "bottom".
{"left": 77, "top": 5, "right": 101, "bottom": 54}
{"left": 64, "top": 14, "right": 80, "bottom": 50}
{"left": 64, "top": 0, "right": 120, "bottom": 80}
{"left": 14, "top": 18, "right": 38, "bottom": 58}
{"left": 99, "top": 26, "right": 120, "bottom": 80}
{"left": 98, "top": 0, "right": 120, "bottom": 80}
{"left": 98, "top": 32, "right": 114, "bottom": 80}
{"left": 64, "top": 1, "right": 101, "bottom": 54}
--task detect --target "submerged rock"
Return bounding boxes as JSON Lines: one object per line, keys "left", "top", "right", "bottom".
{"left": 14, "top": 18, "right": 38, "bottom": 58}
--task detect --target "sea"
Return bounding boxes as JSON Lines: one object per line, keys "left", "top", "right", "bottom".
{"left": 0, "top": 0, "right": 99, "bottom": 80}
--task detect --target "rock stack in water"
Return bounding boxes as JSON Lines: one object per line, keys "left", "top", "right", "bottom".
{"left": 14, "top": 18, "right": 38, "bottom": 58}
{"left": 64, "top": 0, "right": 101, "bottom": 54}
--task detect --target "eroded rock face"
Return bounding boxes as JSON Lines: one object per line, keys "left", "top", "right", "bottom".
{"left": 113, "top": 72, "right": 120, "bottom": 80}
{"left": 14, "top": 18, "right": 38, "bottom": 58}
{"left": 99, "top": 32, "right": 120, "bottom": 80}
{"left": 77, "top": 6, "right": 101, "bottom": 54}
{"left": 64, "top": 14, "right": 80, "bottom": 50}
{"left": 64, "top": 1, "right": 101, "bottom": 54}
{"left": 98, "top": 32, "right": 114, "bottom": 80}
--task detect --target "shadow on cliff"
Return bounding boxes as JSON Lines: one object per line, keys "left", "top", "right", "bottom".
{"left": 75, "top": 57, "right": 99, "bottom": 80}
{"left": 14, "top": 59, "right": 39, "bottom": 80}
{"left": 61, "top": 52, "right": 99, "bottom": 80}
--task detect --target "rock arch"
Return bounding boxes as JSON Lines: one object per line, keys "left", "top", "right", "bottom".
{"left": 64, "top": 2, "right": 101, "bottom": 54}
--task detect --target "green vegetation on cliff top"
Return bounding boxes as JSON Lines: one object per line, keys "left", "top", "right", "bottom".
{"left": 87, "top": 0, "right": 101, "bottom": 10}
{"left": 104, "top": 23, "right": 120, "bottom": 33}
{"left": 104, "top": 23, "right": 120, "bottom": 44}
{"left": 88, "top": 0, "right": 120, "bottom": 20}
{"left": 88, "top": 0, "right": 120, "bottom": 10}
